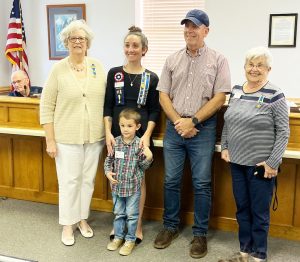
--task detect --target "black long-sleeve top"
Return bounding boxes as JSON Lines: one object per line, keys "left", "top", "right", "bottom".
{"left": 104, "top": 66, "right": 160, "bottom": 138}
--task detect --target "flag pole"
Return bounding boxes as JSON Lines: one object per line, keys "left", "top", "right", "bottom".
{"left": 18, "top": 0, "right": 23, "bottom": 70}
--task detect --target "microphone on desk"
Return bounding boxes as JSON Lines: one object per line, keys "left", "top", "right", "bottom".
{"left": 23, "top": 85, "right": 29, "bottom": 96}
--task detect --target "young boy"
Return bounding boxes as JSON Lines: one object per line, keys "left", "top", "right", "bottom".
{"left": 104, "top": 108, "right": 153, "bottom": 256}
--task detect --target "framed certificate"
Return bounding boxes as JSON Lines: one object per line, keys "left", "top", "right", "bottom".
{"left": 268, "top": 13, "right": 298, "bottom": 47}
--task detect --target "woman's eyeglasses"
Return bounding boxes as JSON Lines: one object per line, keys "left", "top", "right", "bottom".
{"left": 68, "top": 37, "right": 87, "bottom": 43}
{"left": 245, "top": 63, "right": 268, "bottom": 71}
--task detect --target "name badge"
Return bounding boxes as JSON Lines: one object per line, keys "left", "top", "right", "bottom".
{"left": 115, "top": 151, "right": 124, "bottom": 159}
{"left": 91, "top": 64, "right": 96, "bottom": 78}
{"left": 115, "top": 82, "right": 124, "bottom": 88}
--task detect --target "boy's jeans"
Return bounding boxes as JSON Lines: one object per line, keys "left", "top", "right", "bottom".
{"left": 112, "top": 190, "right": 141, "bottom": 242}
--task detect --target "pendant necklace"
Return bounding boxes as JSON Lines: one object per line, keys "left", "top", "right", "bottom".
{"left": 69, "top": 59, "right": 85, "bottom": 72}
{"left": 127, "top": 73, "right": 139, "bottom": 87}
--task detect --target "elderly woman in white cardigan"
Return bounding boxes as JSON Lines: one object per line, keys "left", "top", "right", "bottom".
{"left": 40, "top": 20, "right": 106, "bottom": 246}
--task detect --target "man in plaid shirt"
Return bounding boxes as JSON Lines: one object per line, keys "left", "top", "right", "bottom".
{"left": 104, "top": 108, "right": 153, "bottom": 256}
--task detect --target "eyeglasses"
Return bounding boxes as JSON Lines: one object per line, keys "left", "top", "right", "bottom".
{"left": 245, "top": 63, "right": 268, "bottom": 71}
{"left": 11, "top": 79, "right": 25, "bottom": 85}
{"left": 68, "top": 37, "right": 87, "bottom": 43}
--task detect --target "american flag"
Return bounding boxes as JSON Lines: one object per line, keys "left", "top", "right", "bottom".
{"left": 5, "top": 0, "right": 29, "bottom": 78}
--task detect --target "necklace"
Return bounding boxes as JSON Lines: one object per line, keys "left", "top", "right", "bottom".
{"left": 69, "top": 60, "right": 85, "bottom": 72}
{"left": 127, "top": 73, "right": 139, "bottom": 87}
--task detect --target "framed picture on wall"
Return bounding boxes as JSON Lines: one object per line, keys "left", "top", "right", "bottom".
{"left": 268, "top": 13, "right": 298, "bottom": 47}
{"left": 47, "top": 4, "right": 86, "bottom": 60}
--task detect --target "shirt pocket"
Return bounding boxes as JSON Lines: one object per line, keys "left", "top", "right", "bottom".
{"left": 203, "top": 67, "right": 216, "bottom": 99}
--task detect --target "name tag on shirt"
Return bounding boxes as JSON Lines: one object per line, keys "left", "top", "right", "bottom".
{"left": 115, "top": 151, "right": 124, "bottom": 159}
{"left": 115, "top": 82, "right": 124, "bottom": 88}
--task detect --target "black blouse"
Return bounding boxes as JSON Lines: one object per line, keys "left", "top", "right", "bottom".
{"left": 104, "top": 66, "right": 160, "bottom": 138}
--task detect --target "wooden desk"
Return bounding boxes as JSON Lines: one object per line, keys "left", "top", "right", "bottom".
{"left": 0, "top": 97, "right": 299, "bottom": 241}
{"left": 0, "top": 86, "right": 10, "bottom": 95}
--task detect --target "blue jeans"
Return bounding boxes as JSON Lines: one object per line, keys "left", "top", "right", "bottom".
{"left": 230, "top": 163, "right": 275, "bottom": 260}
{"left": 112, "top": 191, "right": 141, "bottom": 242}
{"left": 163, "top": 115, "right": 216, "bottom": 236}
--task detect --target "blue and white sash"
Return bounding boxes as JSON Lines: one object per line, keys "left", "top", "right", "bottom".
{"left": 137, "top": 72, "right": 151, "bottom": 108}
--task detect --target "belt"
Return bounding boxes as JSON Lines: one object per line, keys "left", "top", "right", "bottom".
{"left": 181, "top": 115, "right": 192, "bottom": 118}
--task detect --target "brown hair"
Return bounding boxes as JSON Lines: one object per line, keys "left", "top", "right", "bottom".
{"left": 119, "top": 108, "right": 141, "bottom": 125}
{"left": 124, "top": 26, "right": 148, "bottom": 55}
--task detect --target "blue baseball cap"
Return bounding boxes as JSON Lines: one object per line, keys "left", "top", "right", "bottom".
{"left": 181, "top": 9, "right": 209, "bottom": 27}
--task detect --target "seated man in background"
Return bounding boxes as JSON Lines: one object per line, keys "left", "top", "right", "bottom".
{"left": 9, "top": 70, "right": 30, "bottom": 97}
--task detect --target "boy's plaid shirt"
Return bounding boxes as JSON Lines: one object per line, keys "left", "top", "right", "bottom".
{"left": 104, "top": 136, "right": 152, "bottom": 197}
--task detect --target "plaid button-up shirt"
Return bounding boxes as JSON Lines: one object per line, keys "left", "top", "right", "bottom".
{"left": 104, "top": 136, "right": 152, "bottom": 197}
{"left": 157, "top": 45, "right": 231, "bottom": 117}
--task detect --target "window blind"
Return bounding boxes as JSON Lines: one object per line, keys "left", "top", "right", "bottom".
{"left": 140, "top": 0, "right": 205, "bottom": 76}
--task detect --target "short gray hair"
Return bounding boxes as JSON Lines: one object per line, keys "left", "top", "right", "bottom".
{"left": 245, "top": 46, "right": 273, "bottom": 68}
{"left": 60, "top": 19, "right": 94, "bottom": 49}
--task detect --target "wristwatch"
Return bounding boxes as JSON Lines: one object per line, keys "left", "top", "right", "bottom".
{"left": 192, "top": 116, "right": 199, "bottom": 126}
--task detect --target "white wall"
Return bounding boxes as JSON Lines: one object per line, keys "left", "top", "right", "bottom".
{"left": 1, "top": 0, "right": 300, "bottom": 97}
{"left": 0, "top": 0, "right": 135, "bottom": 86}
{"left": 205, "top": 0, "right": 300, "bottom": 97}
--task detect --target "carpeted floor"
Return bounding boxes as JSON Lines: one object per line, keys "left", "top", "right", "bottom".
{"left": 0, "top": 254, "right": 37, "bottom": 262}
{"left": 0, "top": 198, "right": 299, "bottom": 262}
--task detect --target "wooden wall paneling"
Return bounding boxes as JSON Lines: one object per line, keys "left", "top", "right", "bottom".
{"left": 145, "top": 148, "right": 164, "bottom": 208}
{"left": 13, "top": 136, "right": 42, "bottom": 191}
{"left": 294, "top": 163, "right": 300, "bottom": 227}
{"left": 0, "top": 135, "right": 13, "bottom": 187}
{"left": 153, "top": 112, "right": 166, "bottom": 140}
{"left": 8, "top": 106, "right": 39, "bottom": 128}
{"left": 91, "top": 148, "right": 113, "bottom": 212}
{"left": 42, "top": 140, "right": 58, "bottom": 194}
{"left": 38, "top": 139, "right": 44, "bottom": 192}
{"left": 269, "top": 223, "right": 300, "bottom": 240}
{"left": 143, "top": 148, "right": 164, "bottom": 221}
{"left": 270, "top": 162, "right": 296, "bottom": 225}
{"left": 93, "top": 152, "right": 106, "bottom": 200}
{"left": 288, "top": 116, "right": 300, "bottom": 149}
{"left": 103, "top": 148, "right": 113, "bottom": 201}
{"left": 0, "top": 106, "right": 8, "bottom": 123}
{"left": 91, "top": 148, "right": 113, "bottom": 213}
{"left": 91, "top": 198, "right": 112, "bottom": 213}
{"left": 0, "top": 87, "right": 10, "bottom": 95}
{"left": 212, "top": 154, "right": 236, "bottom": 219}
{"left": 288, "top": 126, "right": 300, "bottom": 149}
